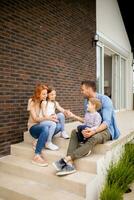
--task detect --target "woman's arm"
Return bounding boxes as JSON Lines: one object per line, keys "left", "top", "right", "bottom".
{"left": 55, "top": 101, "right": 65, "bottom": 113}
{"left": 30, "top": 103, "right": 47, "bottom": 123}
{"left": 41, "top": 101, "right": 58, "bottom": 122}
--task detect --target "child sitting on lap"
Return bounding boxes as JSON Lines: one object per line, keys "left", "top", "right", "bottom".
{"left": 76, "top": 98, "right": 102, "bottom": 143}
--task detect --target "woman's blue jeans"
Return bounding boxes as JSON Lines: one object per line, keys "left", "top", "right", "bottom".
{"left": 29, "top": 122, "right": 62, "bottom": 154}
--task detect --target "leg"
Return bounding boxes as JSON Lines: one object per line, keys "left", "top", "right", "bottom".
{"left": 30, "top": 124, "right": 49, "bottom": 154}
{"left": 57, "top": 112, "right": 65, "bottom": 131}
{"left": 67, "top": 129, "right": 79, "bottom": 157}
{"left": 42, "top": 121, "right": 57, "bottom": 143}
{"left": 29, "top": 124, "right": 49, "bottom": 166}
{"left": 54, "top": 122, "right": 62, "bottom": 135}
{"left": 77, "top": 125, "right": 89, "bottom": 143}
{"left": 56, "top": 112, "right": 69, "bottom": 139}
{"left": 67, "top": 129, "right": 111, "bottom": 160}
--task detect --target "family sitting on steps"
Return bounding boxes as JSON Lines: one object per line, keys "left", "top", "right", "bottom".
{"left": 27, "top": 80, "right": 120, "bottom": 176}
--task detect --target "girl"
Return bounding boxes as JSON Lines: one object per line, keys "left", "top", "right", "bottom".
{"left": 41, "top": 86, "right": 70, "bottom": 150}
{"left": 27, "top": 84, "right": 58, "bottom": 166}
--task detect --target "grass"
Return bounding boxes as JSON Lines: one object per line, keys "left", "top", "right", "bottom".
{"left": 100, "top": 143, "right": 134, "bottom": 200}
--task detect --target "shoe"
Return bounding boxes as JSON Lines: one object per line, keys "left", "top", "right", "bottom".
{"left": 32, "top": 155, "right": 48, "bottom": 167}
{"left": 61, "top": 131, "right": 70, "bottom": 139}
{"left": 56, "top": 164, "right": 76, "bottom": 176}
{"left": 46, "top": 142, "right": 59, "bottom": 151}
{"left": 85, "top": 150, "right": 92, "bottom": 157}
{"left": 53, "top": 158, "right": 67, "bottom": 171}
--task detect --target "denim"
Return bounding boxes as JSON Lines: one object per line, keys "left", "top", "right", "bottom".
{"left": 56, "top": 112, "right": 65, "bottom": 132}
{"left": 29, "top": 123, "right": 49, "bottom": 154}
{"left": 40, "top": 120, "right": 57, "bottom": 143}
{"left": 77, "top": 124, "right": 90, "bottom": 143}
{"left": 84, "top": 93, "right": 120, "bottom": 140}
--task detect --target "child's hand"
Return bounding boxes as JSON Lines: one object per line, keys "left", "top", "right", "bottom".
{"left": 64, "top": 109, "right": 70, "bottom": 117}
{"left": 66, "top": 111, "right": 75, "bottom": 118}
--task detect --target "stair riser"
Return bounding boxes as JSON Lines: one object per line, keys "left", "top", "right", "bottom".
{"left": 0, "top": 187, "right": 34, "bottom": 200}
{"left": 24, "top": 132, "right": 107, "bottom": 154}
{"left": 0, "top": 162, "right": 86, "bottom": 197}
{"left": 11, "top": 145, "right": 97, "bottom": 174}
{"left": 24, "top": 133, "right": 69, "bottom": 149}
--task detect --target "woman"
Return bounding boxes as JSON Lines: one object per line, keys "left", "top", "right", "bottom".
{"left": 27, "top": 84, "right": 58, "bottom": 166}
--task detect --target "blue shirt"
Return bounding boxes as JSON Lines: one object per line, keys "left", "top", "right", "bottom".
{"left": 84, "top": 93, "right": 120, "bottom": 140}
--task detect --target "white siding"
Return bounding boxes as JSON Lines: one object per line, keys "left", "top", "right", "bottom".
{"left": 96, "top": 0, "right": 133, "bottom": 110}
{"left": 96, "top": 0, "right": 131, "bottom": 53}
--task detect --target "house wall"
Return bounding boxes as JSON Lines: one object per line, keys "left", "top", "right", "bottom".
{"left": 96, "top": 0, "right": 133, "bottom": 110}
{"left": 0, "top": 0, "right": 96, "bottom": 156}
{"left": 96, "top": 0, "right": 131, "bottom": 52}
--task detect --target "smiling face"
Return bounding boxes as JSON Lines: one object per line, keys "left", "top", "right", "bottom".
{"left": 81, "top": 84, "right": 95, "bottom": 98}
{"left": 39, "top": 89, "right": 48, "bottom": 101}
{"left": 48, "top": 90, "right": 56, "bottom": 101}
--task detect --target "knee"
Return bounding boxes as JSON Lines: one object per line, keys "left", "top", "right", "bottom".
{"left": 51, "top": 122, "right": 57, "bottom": 128}
{"left": 71, "top": 129, "right": 77, "bottom": 137}
{"left": 58, "top": 112, "right": 65, "bottom": 119}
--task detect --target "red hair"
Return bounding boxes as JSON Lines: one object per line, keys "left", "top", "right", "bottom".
{"left": 32, "top": 84, "right": 48, "bottom": 102}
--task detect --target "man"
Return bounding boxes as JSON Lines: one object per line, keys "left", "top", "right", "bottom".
{"left": 53, "top": 80, "right": 120, "bottom": 176}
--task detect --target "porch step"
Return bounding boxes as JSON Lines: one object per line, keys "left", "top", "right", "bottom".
{"left": 0, "top": 155, "right": 98, "bottom": 199}
{"left": 24, "top": 128, "right": 134, "bottom": 154}
{"left": 0, "top": 171, "right": 84, "bottom": 200}
{"left": 11, "top": 142, "right": 103, "bottom": 174}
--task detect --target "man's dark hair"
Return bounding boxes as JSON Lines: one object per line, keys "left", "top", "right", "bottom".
{"left": 81, "top": 80, "right": 96, "bottom": 91}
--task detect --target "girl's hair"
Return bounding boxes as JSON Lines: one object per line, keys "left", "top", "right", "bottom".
{"left": 32, "top": 83, "right": 48, "bottom": 102}
{"left": 89, "top": 98, "right": 102, "bottom": 111}
{"left": 47, "top": 86, "right": 56, "bottom": 94}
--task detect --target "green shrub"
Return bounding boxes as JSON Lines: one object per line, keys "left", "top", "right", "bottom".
{"left": 100, "top": 143, "right": 134, "bottom": 200}
{"left": 100, "top": 184, "right": 123, "bottom": 200}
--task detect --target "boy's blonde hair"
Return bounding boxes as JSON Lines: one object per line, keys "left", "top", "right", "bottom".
{"left": 89, "top": 98, "right": 102, "bottom": 111}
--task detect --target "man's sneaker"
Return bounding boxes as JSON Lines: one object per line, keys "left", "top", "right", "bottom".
{"left": 45, "top": 142, "right": 59, "bottom": 151}
{"left": 53, "top": 158, "right": 67, "bottom": 171}
{"left": 56, "top": 164, "right": 76, "bottom": 176}
{"left": 85, "top": 150, "right": 92, "bottom": 157}
{"left": 61, "top": 131, "right": 70, "bottom": 139}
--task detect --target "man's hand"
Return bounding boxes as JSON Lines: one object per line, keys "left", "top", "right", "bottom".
{"left": 82, "top": 128, "right": 96, "bottom": 138}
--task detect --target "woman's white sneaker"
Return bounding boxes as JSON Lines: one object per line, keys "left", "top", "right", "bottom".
{"left": 61, "top": 131, "right": 70, "bottom": 139}
{"left": 46, "top": 142, "right": 59, "bottom": 151}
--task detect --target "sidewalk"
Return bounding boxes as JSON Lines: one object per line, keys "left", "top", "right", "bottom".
{"left": 124, "top": 183, "right": 134, "bottom": 200}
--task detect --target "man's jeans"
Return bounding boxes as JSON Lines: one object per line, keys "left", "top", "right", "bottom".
{"left": 67, "top": 129, "right": 112, "bottom": 160}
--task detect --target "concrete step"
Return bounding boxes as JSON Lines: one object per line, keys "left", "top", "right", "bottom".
{"left": 24, "top": 127, "right": 134, "bottom": 154}
{"left": 0, "top": 171, "right": 85, "bottom": 200}
{"left": 0, "top": 155, "right": 98, "bottom": 199}
{"left": 24, "top": 131, "right": 70, "bottom": 149}
{"left": 11, "top": 142, "right": 103, "bottom": 174}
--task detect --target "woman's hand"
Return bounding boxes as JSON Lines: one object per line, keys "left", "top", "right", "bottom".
{"left": 48, "top": 115, "right": 59, "bottom": 122}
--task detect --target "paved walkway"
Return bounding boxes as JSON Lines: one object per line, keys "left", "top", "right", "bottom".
{"left": 124, "top": 183, "right": 134, "bottom": 200}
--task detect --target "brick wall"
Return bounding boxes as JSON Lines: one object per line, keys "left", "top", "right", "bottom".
{"left": 0, "top": 0, "right": 96, "bottom": 156}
